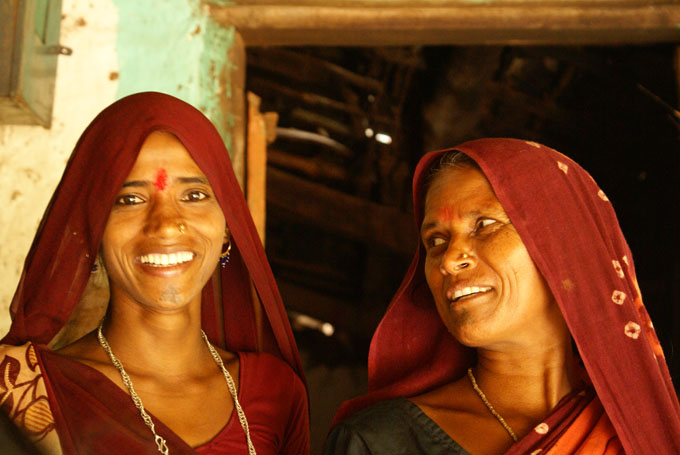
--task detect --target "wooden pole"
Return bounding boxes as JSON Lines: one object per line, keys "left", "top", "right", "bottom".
{"left": 210, "top": 3, "right": 680, "bottom": 46}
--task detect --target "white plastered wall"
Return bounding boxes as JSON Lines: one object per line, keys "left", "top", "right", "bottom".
{"left": 0, "top": 0, "right": 119, "bottom": 337}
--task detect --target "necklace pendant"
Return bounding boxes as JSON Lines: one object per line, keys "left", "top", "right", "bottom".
{"left": 155, "top": 434, "right": 169, "bottom": 455}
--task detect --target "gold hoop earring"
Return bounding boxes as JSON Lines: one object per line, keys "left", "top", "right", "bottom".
{"left": 219, "top": 239, "right": 232, "bottom": 268}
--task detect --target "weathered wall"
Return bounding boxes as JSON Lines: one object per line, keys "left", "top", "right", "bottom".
{"left": 0, "top": 0, "right": 239, "bottom": 338}
{"left": 0, "top": 0, "right": 119, "bottom": 336}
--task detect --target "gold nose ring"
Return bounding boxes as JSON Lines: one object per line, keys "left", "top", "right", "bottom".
{"left": 178, "top": 223, "right": 186, "bottom": 234}
{"left": 457, "top": 252, "right": 470, "bottom": 269}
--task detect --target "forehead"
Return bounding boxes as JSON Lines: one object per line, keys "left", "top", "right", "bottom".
{"left": 423, "top": 166, "right": 501, "bottom": 216}
{"left": 128, "top": 131, "right": 203, "bottom": 176}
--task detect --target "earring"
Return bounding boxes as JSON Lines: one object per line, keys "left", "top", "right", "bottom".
{"left": 219, "top": 239, "right": 232, "bottom": 268}
{"left": 91, "top": 254, "right": 101, "bottom": 272}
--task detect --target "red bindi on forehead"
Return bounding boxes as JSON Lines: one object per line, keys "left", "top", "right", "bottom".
{"left": 153, "top": 168, "right": 168, "bottom": 191}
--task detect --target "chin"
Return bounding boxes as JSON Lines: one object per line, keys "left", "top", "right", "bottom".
{"left": 138, "top": 288, "right": 197, "bottom": 312}
{"left": 446, "top": 319, "right": 500, "bottom": 348}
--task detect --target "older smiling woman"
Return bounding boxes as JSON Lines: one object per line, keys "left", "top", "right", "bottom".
{"left": 0, "top": 93, "right": 308, "bottom": 455}
{"left": 325, "top": 139, "right": 680, "bottom": 454}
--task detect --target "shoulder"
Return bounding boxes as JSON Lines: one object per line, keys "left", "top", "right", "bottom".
{"left": 0, "top": 343, "right": 64, "bottom": 455}
{"left": 239, "top": 351, "right": 301, "bottom": 382}
{"left": 238, "top": 351, "right": 306, "bottom": 402}
{"left": 0, "top": 341, "right": 35, "bottom": 360}
{"left": 325, "top": 399, "right": 467, "bottom": 455}
{"left": 0, "top": 342, "right": 43, "bottom": 379}
{"left": 336, "top": 398, "right": 420, "bottom": 434}
{"left": 325, "top": 399, "right": 421, "bottom": 455}
{"left": 236, "top": 352, "right": 308, "bottom": 447}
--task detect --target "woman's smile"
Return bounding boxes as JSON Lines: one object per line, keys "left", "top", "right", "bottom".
{"left": 138, "top": 251, "right": 195, "bottom": 268}
{"left": 136, "top": 250, "right": 197, "bottom": 278}
{"left": 447, "top": 285, "right": 494, "bottom": 303}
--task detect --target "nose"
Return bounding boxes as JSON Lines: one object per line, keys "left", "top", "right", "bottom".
{"left": 143, "top": 195, "right": 184, "bottom": 239}
{"left": 440, "top": 240, "right": 475, "bottom": 276}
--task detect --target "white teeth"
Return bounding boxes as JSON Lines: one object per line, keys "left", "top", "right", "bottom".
{"left": 139, "top": 252, "right": 194, "bottom": 267}
{"left": 452, "top": 286, "right": 492, "bottom": 301}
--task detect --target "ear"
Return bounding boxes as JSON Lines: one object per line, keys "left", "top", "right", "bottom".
{"left": 224, "top": 227, "right": 230, "bottom": 244}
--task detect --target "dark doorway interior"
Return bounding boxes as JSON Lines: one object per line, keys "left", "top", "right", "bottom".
{"left": 247, "top": 44, "right": 679, "bottom": 453}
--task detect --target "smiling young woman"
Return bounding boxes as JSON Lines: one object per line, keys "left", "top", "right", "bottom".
{"left": 0, "top": 93, "right": 309, "bottom": 455}
{"left": 324, "top": 139, "right": 680, "bottom": 455}
{"left": 101, "top": 131, "right": 227, "bottom": 314}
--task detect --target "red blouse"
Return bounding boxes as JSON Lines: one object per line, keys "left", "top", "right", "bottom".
{"left": 36, "top": 346, "right": 308, "bottom": 454}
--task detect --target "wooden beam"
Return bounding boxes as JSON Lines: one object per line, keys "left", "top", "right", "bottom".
{"left": 225, "top": 31, "right": 247, "bottom": 187}
{"left": 248, "top": 76, "right": 394, "bottom": 125}
{"left": 248, "top": 47, "right": 384, "bottom": 93}
{"left": 209, "top": 3, "right": 680, "bottom": 46}
{"left": 267, "top": 167, "right": 418, "bottom": 254}
{"left": 246, "top": 91, "right": 268, "bottom": 243}
{"left": 268, "top": 149, "right": 350, "bottom": 181}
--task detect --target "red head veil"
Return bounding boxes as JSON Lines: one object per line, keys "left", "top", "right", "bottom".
{"left": 2, "top": 92, "right": 303, "bottom": 380}
{"left": 333, "top": 138, "right": 680, "bottom": 453}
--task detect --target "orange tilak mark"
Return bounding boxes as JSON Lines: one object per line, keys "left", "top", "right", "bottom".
{"left": 153, "top": 168, "right": 168, "bottom": 191}
{"left": 438, "top": 207, "right": 459, "bottom": 223}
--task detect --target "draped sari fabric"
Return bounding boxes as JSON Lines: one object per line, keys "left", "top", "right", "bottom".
{"left": 332, "top": 138, "right": 680, "bottom": 454}
{"left": 0, "top": 92, "right": 307, "bottom": 453}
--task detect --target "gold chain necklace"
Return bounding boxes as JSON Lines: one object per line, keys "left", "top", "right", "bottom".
{"left": 467, "top": 368, "right": 518, "bottom": 442}
{"left": 97, "top": 322, "right": 257, "bottom": 454}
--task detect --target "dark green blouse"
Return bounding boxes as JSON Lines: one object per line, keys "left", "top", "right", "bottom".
{"left": 324, "top": 398, "right": 471, "bottom": 455}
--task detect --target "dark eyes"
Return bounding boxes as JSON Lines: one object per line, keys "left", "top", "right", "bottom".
{"left": 114, "top": 190, "right": 209, "bottom": 206}
{"left": 423, "top": 218, "right": 499, "bottom": 250}
{"left": 474, "top": 218, "right": 497, "bottom": 232}
{"left": 115, "top": 194, "right": 145, "bottom": 206}
{"left": 182, "top": 190, "right": 209, "bottom": 202}
{"left": 430, "top": 237, "right": 446, "bottom": 247}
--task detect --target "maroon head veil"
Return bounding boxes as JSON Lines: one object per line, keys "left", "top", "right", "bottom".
{"left": 333, "top": 138, "right": 680, "bottom": 453}
{"left": 2, "top": 92, "right": 303, "bottom": 380}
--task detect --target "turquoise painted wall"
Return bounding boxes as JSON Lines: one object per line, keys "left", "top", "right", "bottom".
{"left": 114, "top": 0, "right": 236, "bottom": 150}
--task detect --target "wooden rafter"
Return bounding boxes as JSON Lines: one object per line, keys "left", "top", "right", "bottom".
{"left": 210, "top": 3, "right": 680, "bottom": 46}
{"left": 267, "top": 168, "right": 417, "bottom": 255}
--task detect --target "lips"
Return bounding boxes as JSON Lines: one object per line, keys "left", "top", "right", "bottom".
{"left": 447, "top": 285, "right": 493, "bottom": 302}
{"left": 138, "top": 251, "right": 195, "bottom": 267}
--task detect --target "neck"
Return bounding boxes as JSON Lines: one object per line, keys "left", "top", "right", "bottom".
{"left": 101, "top": 294, "right": 213, "bottom": 377}
{"left": 473, "top": 336, "right": 581, "bottom": 419}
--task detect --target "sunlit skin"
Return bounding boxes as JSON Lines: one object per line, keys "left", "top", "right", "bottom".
{"left": 58, "top": 131, "right": 238, "bottom": 447}
{"left": 411, "top": 165, "right": 581, "bottom": 455}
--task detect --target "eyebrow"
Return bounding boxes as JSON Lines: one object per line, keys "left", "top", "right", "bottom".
{"left": 121, "top": 176, "right": 209, "bottom": 188}
{"left": 420, "top": 221, "right": 437, "bottom": 234}
{"left": 122, "top": 180, "right": 147, "bottom": 188}
{"left": 177, "top": 176, "right": 209, "bottom": 185}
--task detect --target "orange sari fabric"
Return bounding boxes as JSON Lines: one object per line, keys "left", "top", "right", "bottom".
{"left": 546, "top": 399, "right": 622, "bottom": 455}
